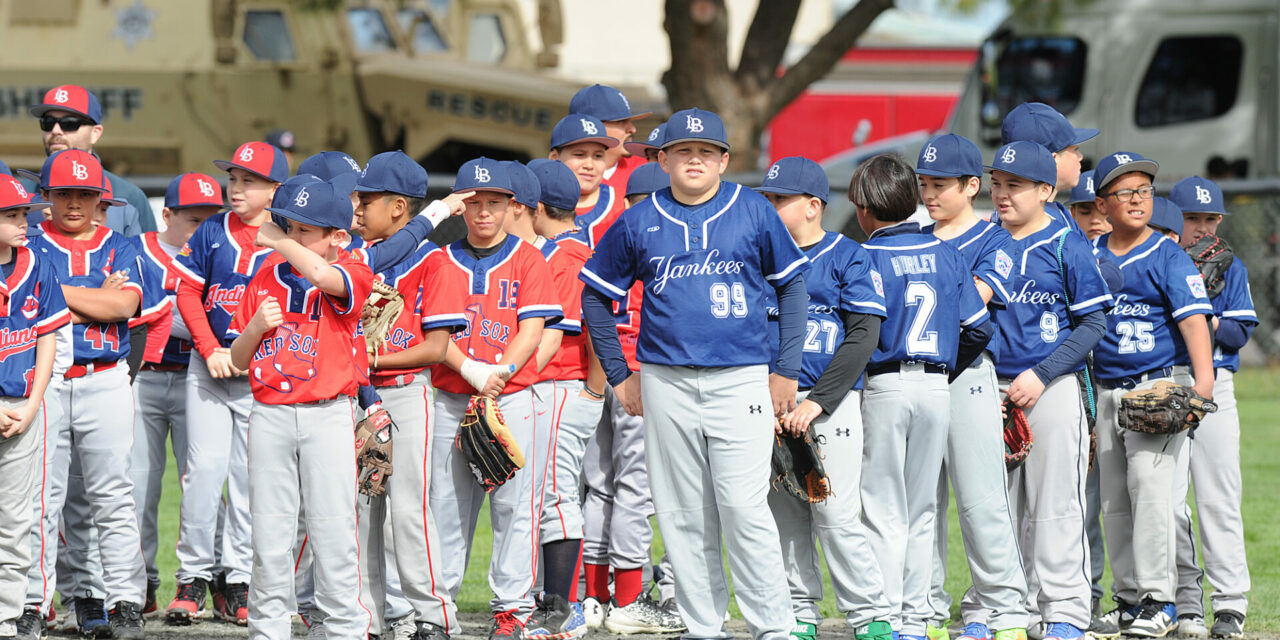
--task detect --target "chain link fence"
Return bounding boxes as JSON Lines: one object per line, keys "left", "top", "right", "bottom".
{"left": 1214, "top": 180, "right": 1280, "bottom": 365}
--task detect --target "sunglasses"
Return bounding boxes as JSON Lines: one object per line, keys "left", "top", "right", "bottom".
{"left": 39, "top": 115, "right": 92, "bottom": 133}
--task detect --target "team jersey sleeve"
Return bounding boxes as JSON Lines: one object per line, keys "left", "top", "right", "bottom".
{"left": 839, "top": 245, "right": 887, "bottom": 319}
{"left": 225, "top": 272, "right": 262, "bottom": 341}
{"left": 109, "top": 237, "right": 147, "bottom": 308}
{"left": 973, "top": 231, "right": 1016, "bottom": 307}
{"left": 326, "top": 258, "right": 373, "bottom": 317}
{"left": 1063, "top": 234, "right": 1113, "bottom": 318}
{"left": 956, "top": 253, "right": 990, "bottom": 328}
{"left": 757, "top": 204, "right": 808, "bottom": 286}
{"left": 172, "top": 218, "right": 213, "bottom": 286}
{"left": 35, "top": 258, "right": 71, "bottom": 335}
{"left": 419, "top": 252, "right": 468, "bottom": 333}
{"left": 131, "top": 240, "right": 173, "bottom": 325}
{"left": 516, "top": 249, "right": 564, "bottom": 325}
{"left": 579, "top": 218, "right": 638, "bottom": 302}
{"left": 1161, "top": 244, "right": 1215, "bottom": 321}
{"left": 546, "top": 250, "right": 584, "bottom": 334}
{"left": 1218, "top": 259, "right": 1258, "bottom": 324}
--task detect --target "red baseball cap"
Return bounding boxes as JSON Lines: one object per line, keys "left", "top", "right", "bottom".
{"left": 213, "top": 142, "right": 289, "bottom": 183}
{"left": 165, "top": 172, "right": 225, "bottom": 209}
{"left": 0, "top": 175, "right": 48, "bottom": 212}
{"left": 101, "top": 177, "right": 126, "bottom": 207}
{"left": 40, "top": 149, "right": 106, "bottom": 192}
{"left": 29, "top": 85, "right": 103, "bottom": 124}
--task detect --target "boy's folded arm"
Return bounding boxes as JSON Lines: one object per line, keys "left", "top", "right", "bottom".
{"left": 62, "top": 285, "right": 140, "bottom": 323}
{"left": 272, "top": 237, "right": 350, "bottom": 298}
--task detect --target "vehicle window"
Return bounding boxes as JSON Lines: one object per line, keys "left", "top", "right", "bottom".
{"left": 992, "top": 37, "right": 1087, "bottom": 118}
{"left": 467, "top": 13, "right": 506, "bottom": 64}
{"left": 243, "top": 10, "right": 296, "bottom": 62}
{"left": 1135, "top": 37, "right": 1242, "bottom": 128}
{"left": 397, "top": 9, "right": 448, "bottom": 53}
{"left": 348, "top": 8, "right": 396, "bottom": 53}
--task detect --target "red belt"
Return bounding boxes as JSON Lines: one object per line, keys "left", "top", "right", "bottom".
{"left": 370, "top": 372, "right": 416, "bottom": 388}
{"left": 141, "top": 362, "right": 187, "bottom": 372}
{"left": 65, "top": 360, "right": 119, "bottom": 380}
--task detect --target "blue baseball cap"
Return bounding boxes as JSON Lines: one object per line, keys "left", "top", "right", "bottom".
{"left": 916, "top": 133, "right": 983, "bottom": 178}
{"left": 569, "top": 84, "right": 651, "bottom": 122}
{"left": 551, "top": 115, "right": 619, "bottom": 150}
{"left": 625, "top": 162, "right": 670, "bottom": 199}
{"left": 267, "top": 174, "right": 357, "bottom": 231}
{"left": 1001, "top": 102, "right": 1099, "bottom": 153}
{"left": 454, "top": 157, "right": 513, "bottom": 195}
{"left": 1068, "top": 169, "right": 1096, "bottom": 206}
{"left": 757, "top": 156, "right": 829, "bottom": 203}
{"left": 298, "top": 151, "right": 362, "bottom": 183}
{"left": 625, "top": 124, "right": 664, "bottom": 157}
{"left": 0, "top": 159, "right": 10, "bottom": 177}
{"left": 1094, "top": 151, "right": 1159, "bottom": 192}
{"left": 504, "top": 161, "right": 541, "bottom": 209}
{"left": 356, "top": 151, "right": 428, "bottom": 198}
{"left": 1149, "top": 197, "right": 1184, "bottom": 236}
{"left": 1170, "top": 176, "right": 1228, "bottom": 216}
{"left": 987, "top": 141, "right": 1058, "bottom": 186}
{"left": 527, "top": 159, "right": 580, "bottom": 211}
{"left": 662, "top": 108, "right": 729, "bottom": 151}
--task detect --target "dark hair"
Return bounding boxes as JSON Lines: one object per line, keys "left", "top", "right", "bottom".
{"left": 542, "top": 203, "right": 575, "bottom": 221}
{"left": 848, "top": 154, "right": 918, "bottom": 222}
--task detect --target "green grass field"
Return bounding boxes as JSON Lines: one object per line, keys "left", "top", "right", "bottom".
{"left": 148, "top": 367, "right": 1280, "bottom": 628}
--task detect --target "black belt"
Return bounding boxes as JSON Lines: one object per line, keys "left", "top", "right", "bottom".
{"left": 1097, "top": 366, "right": 1183, "bottom": 390}
{"left": 866, "top": 361, "right": 947, "bottom": 377}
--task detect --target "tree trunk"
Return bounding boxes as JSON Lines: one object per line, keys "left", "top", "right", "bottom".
{"left": 662, "top": 0, "right": 896, "bottom": 171}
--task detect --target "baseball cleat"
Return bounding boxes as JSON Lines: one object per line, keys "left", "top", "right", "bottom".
{"left": 1098, "top": 600, "right": 1139, "bottom": 633}
{"left": 488, "top": 610, "right": 522, "bottom": 640}
{"left": 1177, "top": 615, "right": 1208, "bottom": 638}
{"left": 1042, "top": 622, "right": 1084, "bottom": 640}
{"left": 580, "top": 598, "right": 604, "bottom": 630}
{"left": 856, "top": 621, "right": 894, "bottom": 640}
{"left": 166, "top": 578, "right": 209, "bottom": 624}
{"left": 16, "top": 608, "right": 43, "bottom": 640}
{"left": 603, "top": 594, "right": 685, "bottom": 635}
{"left": 994, "top": 628, "right": 1028, "bottom": 640}
{"left": 1209, "top": 612, "right": 1243, "bottom": 639}
{"left": 107, "top": 602, "right": 145, "bottom": 640}
{"left": 958, "top": 623, "right": 992, "bottom": 640}
{"left": 74, "top": 599, "right": 110, "bottom": 639}
{"left": 1127, "top": 601, "right": 1177, "bottom": 638}
{"left": 790, "top": 619, "right": 818, "bottom": 640}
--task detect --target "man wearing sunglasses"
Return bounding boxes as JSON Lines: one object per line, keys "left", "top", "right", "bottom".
{"left": 27, "top": 84, "right": 155, "bottom": 235}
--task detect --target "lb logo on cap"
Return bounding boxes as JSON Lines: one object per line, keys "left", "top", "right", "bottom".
{"left": 767, "top": 163, "right": 780, "bottom": 180}
{"left": 474, "top": 165, "right": 491, "bottom": 183}
{"left": 922, "top": 145, "right": 938, "bottom": 163}
{"left": 54, "top": 88, "right": 70, "bottom": 104}
{"left": 239, "top": 147, "right": 255, "bottom": 163}
{"left": 198, "top": 179, "right": 216, "bottom": 198}
{"left": 213, "top": 141, "right": 289, "bottom": 183}
{"left": 1000, "top": 147, "right": 1017, "bottom": 165}
{"left": 1195, "top": 186, "right": 1212, "bottom": 204}
{"left": 580, "top": 118, "right": 599, "bottom": 135}
{"left": 685, "top": 115, "right": 704, "bottom": 133}
{"left": 293, "top": 189, "right": 310, "bottom": 208}
{"left": 40, "top": 149, "right": 105, "bottom": 192}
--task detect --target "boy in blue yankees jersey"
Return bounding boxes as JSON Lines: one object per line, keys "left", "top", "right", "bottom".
{"left": 987, "top": 141, "right": 1112, "bottom": 640}
{"left": 580, "top": 108, "right": 809, "bottom": 640}
{"left": 849, "top": 154, "right": 992, "bottom": 640}
{"left": 0, "top": 174, "right": 69, "bottom": 640}
{"left": 1168, "top": 177, "right": 1253, "bottom": 639}
{"left": 914, "top": 135, "right": 1029, "bottom": 640}
{"left": 757, "top": 156, "right": 893, "bottom": 640}
{"left": 1090, "top": 153, "right": 1215, "bottom": 639}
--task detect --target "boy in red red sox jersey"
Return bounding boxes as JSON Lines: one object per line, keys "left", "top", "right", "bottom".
{"left": 228, "top": 173, "right": 375, "bottom": 640}
{"left": 427, "top": 158, "right": 563, "bottom": 639}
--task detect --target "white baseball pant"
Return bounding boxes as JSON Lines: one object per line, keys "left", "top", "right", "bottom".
{"left": 0, "top": 397, "right": 46, "bottom": 621}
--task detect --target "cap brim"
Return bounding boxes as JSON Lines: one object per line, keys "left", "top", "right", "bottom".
{"left": 452, "top": 186, "right": 513, "bottom": 196}
{"left": 265, "top": 207, "right": 334, "bottom": 230}
{"left": 213, "top": 160, "right": 278, "bottom": 182}
{"left": 624, "top": 141, "right": 656, "bottom": 156}
{"left": 986, "top": 165, "right": 1054, "bottom": 186}
{"left": 103, "top": 198, "right": 127, "bottom": 207}
{"left": 29, "top": 104, "right": 98, "bottom": 124}
{"left": 43, "top": 184, "right": 107, "bottom": 193}
{"left": 557, "top": 135, "right": 620, "bottom": 150}
{"left": 604, "top": 111, "right": 653, "bottom": 123}
{"left": 0, "top": 201, "right": 51, "bottom": 211}
{"left": 15, "top": 169, "right": 40, "bottom": 183}
{"left": 1098, "top": 161, "right": 1159, "bottom": 191}
{"left": 168, "top": 202, "right": 228, "bottom": 210}
{"left": 661, "top": 136, "right": 729, "bottom": 151}
{"left": 915, "top": 167, "right": 968, "bottom": 178}
{"left": 1070, "top": 127, "right": 1100, "bottom": 146}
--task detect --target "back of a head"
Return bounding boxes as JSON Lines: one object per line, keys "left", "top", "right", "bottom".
{"left": 848, "top": 154, "right": 917, "bottom": 223}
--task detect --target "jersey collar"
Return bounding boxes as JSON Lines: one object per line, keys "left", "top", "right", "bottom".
{"left": 867, "top": 219, "right": 922, "bottom": 240}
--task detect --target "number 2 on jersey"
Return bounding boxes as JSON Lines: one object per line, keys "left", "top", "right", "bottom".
{"left": 904, "top": 281, "right": 939, "bottom": 356}
{"left": 1116, "top": 320, "right": 1155, "bottom": 353}
{"left": 709, "top": 282, "right": 747, "bottom": 318}
{"left": 803, "top": 319, "right": 840, "bottom": 354}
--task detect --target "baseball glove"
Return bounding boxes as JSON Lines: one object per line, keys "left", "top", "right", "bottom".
{"left": 1186, "top": 233, "right": 1233, "bottom": 299}
{"left": 354, "top": 406, "right": 395, "bottom": 497}
{"left": 456, "top": 396, "right": 525, "bottom": 492}
{"left": 362, "top": 280, "right": 405, "bottom": 357}
{"left": 1118, "top": 381, "right": 1218, "bottom": 435}
{"left": 770, "top": 425, "right": 832, "bottom": 503}
{"left": 1003, "top": 399, "right": 1033, "bottom": 471}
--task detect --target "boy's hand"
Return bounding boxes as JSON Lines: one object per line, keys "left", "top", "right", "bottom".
{"left": 616, "top": 373, "right": 643, "bottom": 417}
{"left": 441, "top": 191, "right": 474, "bottom": 217}
{"left": 1007, "top": 369, "right": 1047, "bottom": 409}
{"left": 256, "top": 220, "right": 287, "bottom": 248}
{"left": 100, "top": 270, "right": 129, "bottom": 290}
{"left": 206, "top": 348, "right": 242, "bottom": 378}
{"left": 769, "top": 373, "right": 798, "bottom": 417}
{"left": 247, "top": 297, "right": 284, "bottom": 335}
{"left": 782, "top": 399, "right": 824, "bottom": 436}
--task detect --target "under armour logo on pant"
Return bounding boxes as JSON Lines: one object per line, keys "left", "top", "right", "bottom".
{"left": 748, "top": 405, "right": 761, "bottom": 414}
{"left": 970, "top": 386, "right": 982, "bottom": 395}
{"left": 834, "top": 428, "right": 850, "bottom": 437}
